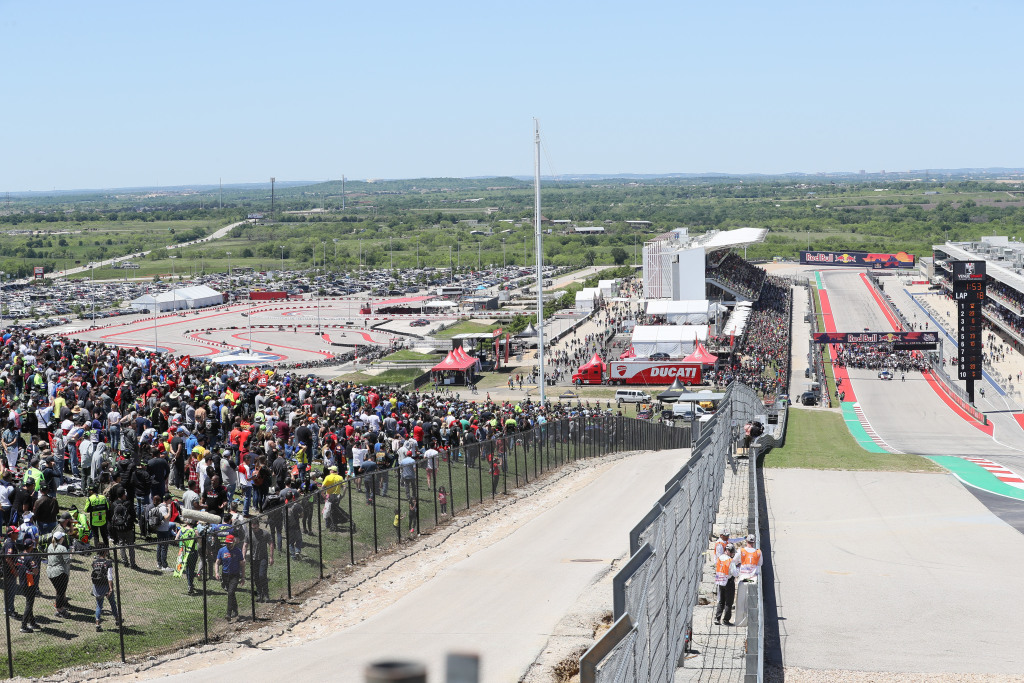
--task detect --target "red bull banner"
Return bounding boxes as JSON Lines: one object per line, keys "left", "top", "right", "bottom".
{"left": 800, "top": 250, "right": 916, "bottom": 269}
{"left": 813, "top": 331, "right": 938, "bottom": 348}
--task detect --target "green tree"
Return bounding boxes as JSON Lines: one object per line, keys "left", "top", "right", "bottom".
{"left": 610, "top": 247, "right": 628, "bottom": 265}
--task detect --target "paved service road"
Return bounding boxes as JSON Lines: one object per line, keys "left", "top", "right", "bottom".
{"left": 164, "top": 448, "right": 690, "bottom": 683}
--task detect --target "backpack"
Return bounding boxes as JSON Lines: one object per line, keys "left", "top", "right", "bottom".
{"left": 111, "top": 502, "right": 131, "bottom": 532}
{"left": 90, "top": 559, "right": 108, "bottom": 585}
{"left": 146, "top": 505, "right": 163, "bottom": 529}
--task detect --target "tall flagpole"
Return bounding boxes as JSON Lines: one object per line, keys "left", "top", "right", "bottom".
{"left": 534, "top": 118, "right": 546, "bottom": 405}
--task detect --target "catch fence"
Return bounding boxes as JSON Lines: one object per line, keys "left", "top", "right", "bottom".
{"left": 580, "top": 382, "right": 766, "bottom": 682}
{"left": 0, "top": 415, "right": 690, "bottom": 679}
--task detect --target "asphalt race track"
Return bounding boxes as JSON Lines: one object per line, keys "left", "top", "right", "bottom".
{"left": 765, "top": 269, "right": 1024, "bottom": 676}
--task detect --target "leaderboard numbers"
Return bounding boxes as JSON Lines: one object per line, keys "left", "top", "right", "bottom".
{"left": 951, "top": 260, "right": 986, "bottom": 382}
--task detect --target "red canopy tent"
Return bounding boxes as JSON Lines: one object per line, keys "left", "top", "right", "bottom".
{"left": 681, "top": 341, "right": 718, "bottom": 365}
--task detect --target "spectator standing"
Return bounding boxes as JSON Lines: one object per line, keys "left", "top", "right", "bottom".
{"left": 90, "top": 547, "right": 120, "bottom": 632}
{"left": 46, "top": 530, "right": 72, "bottom": 618}
{"left": 16, "top": 537, "right": 40, "bottom": 633}
{"left": 244, "top": 517, "right": 273, "bottom": 602}
{"left": 85, "top": 484, "right": 110, "bottom": 548}
{"left": 714, "top": 543, "right": 738, "bottom": 626}
{"left": 110, "top": 490, "right": 137, "bottom": 569}
{"left": 149, "top": 494, "right": 173, "bottom": 571}
{"left": 215, "top": 534, "right": 244, "bottom": 621}
{"left": 735, "top": 534, "right": 764, "bottom": 627}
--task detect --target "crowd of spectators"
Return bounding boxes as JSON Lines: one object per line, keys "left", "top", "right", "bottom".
{"left": 706, "top": 253, "right": 767, "bottom": 300}
{"left": 706, "top": 276, "right": 792, "bottom": 396}
{"left": 0, "top": 322, "right": 606, "bottom": 633}
{"left": 833, "top": 345, "right": 927, "bottom": 372}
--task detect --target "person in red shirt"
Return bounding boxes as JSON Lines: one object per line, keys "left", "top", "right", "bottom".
{"left": 412, "top": 422, "right": 424, "bottom": 445}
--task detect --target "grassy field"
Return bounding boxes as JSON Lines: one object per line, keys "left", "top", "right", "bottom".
{"left": 809, "top": 283, "right": 838, "bottom": 402}
{"left": 432, "top": 320, "right": 500, "bottom": 339}
{"left": 333, "top": 368, "right": 425, "bottom": 387}
{"left": 765, "top": 408, "right": 940, "bottom": 471}
{"left": 381, "top": 350, "right": 438, "bottom": 362}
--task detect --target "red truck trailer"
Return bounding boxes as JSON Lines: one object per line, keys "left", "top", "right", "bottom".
{"left": 572, "top": 358, "right": 702, "bottom": 386}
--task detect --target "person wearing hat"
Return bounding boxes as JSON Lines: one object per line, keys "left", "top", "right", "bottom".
{"left": 713, "top": 530, "right": 730, "bottom": 563}
{"left": 734, "top": 534, "right": 763, "bottom": 627}
{"left": 46, "top": 529, "right": 72, "bottom": 618}
{"left": 15, "top": 535, "right": 40, "bottom": 632}
{"left": 714, "top": 542, "right": 739, "bottom": 626}
{"left": 214, "top": 533, "right": 244, "bottom": 621}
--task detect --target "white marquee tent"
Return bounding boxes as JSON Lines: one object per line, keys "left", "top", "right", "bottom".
{"left": 630, "top": 325, "right": 709, "bottom": 357}
{"left": 130, "top": 285, "right": 223, "bottom": 313}
{"left": 645, "top": 299, "right": 711, "bottom": 325}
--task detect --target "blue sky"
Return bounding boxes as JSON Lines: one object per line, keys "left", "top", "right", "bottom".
{"left": 3, "top": 0, "right": 1023, "bottom": 191}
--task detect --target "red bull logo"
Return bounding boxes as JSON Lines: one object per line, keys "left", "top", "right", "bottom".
{"left": 835, "top": 253, "right": 857, "bottom": 264}
{"left": 879, "top": 333, "right": 899, "bottom": 342}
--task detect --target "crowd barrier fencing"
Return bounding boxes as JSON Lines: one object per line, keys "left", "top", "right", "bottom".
{"left": 580, "top": 382, "right": 767, "bottom": 682}
{"left": 0, "top": 415, "right": 690, "bottom": 679}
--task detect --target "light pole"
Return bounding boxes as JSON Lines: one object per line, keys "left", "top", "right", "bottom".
{"left": 502, "top": 238, "right": 506, "bottom": 269}
{"left": 333, "top": 238, "right": 339, "bottom": 262}
{"left": 226, "top": 252, "right": 232, "bottom": 296}
{"left": 170, "top": 255, "right": 178, "bottom": 314}
{"left": 270, "top": 177, "right": 276, "bottom": 218}
{"left": 279, "top": 245, "right": 285, "bottom": 277}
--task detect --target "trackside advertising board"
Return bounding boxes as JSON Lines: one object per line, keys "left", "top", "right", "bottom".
{"left": 610, "top": 361, "right": 702, "bottom": 385}
{"left": 812, "top": 331, "right": 938, "bottom": 348}
{"left": 800, "top": 250, "right": 916, "bottom": 269}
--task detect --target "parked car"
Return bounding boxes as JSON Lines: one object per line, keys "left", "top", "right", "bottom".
{"left": 800, "top": 391, "right": 819, "bottom": 406}
{"left": 649, "top": 352, "right": 670, "bottom": 361}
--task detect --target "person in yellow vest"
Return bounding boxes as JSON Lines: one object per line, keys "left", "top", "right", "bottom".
{"left": 85, "top": 485, "right": 110, "bottom": 548}
{"left": 734, "top": 534, "right": 763, "bottom": 627}
{"left": 713, "top": 543, "right": 738, "bottom": 626}
{"left": 23, "top": 460, "right": 44, "bottom": 494}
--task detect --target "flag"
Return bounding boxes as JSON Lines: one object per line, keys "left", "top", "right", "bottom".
{"left": 178, "top": 356, "right": 191, "bottom": 370}
{"left": 504, "top": 333, "right": 510, "bottom": 363}
{"left": 494, "top": 336, "right": 500, "bottom": 370}
{"left": 248, "top": 368, "right": 259, "bottom": 382}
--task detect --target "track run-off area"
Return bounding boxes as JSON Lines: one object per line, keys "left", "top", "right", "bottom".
{"left": 765, "top": 268, "right": 1024, "bottom": 678}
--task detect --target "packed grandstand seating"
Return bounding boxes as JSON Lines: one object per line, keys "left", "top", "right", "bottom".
{"left": 706, "top": 253, "right": 767, "bottom": 300}
{"left": 706, "top": 275, "right": 792, "bottom": 396}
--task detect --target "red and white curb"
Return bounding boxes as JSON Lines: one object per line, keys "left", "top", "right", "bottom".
{"left": 853, "top": 403, "right": 903, "bottom": 454}
{"left": 961, "top": 457, "right": 1024, "bottom": 490}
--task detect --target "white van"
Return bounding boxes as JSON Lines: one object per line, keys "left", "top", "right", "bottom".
{"left": 672, "top": 403, "right": 708, "bottom": 420}
{"left": 615, "top": 388, "right": 651, "bottom": 404}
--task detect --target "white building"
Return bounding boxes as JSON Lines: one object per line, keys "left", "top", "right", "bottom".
{"left": 130, "top": 285, "right": 223, "bottom": 313}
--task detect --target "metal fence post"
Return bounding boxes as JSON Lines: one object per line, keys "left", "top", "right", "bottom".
{"left": 3, "top": 581, "right": 11, "bottom": 678}
{"left": 201, "top": 532, "right": 209, "bottom": 644}
{"left": 447, "top": 449, "right": 455, "bottom": 518}
{"left": 316, "top": 491, "right": 324, "bottom": 580}
{"left": 284, "top": 503, "right": 292, "bottom": 599}
{"left": 347, "top": 481, "right": 355, "bottom": 565}
{"left": 112, "top": 548, "right": 126, "bottom": 663}
{"left": 513, "top": 436, "right": 520, "bottom": 488}
{"left": 414, "top": 465, "right": 421, "bottom": 535}
{"left": 248, "top": 518, "right": 256, "bottom": 621}
{"left": 376, "top": 472, "right": 383, "bottom": 550}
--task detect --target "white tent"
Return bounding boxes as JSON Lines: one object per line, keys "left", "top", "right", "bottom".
{"left": 575, "top": 287, "right": 602, "bottom": 312}
{"left": 130, "top": 285, "right": 223, "bottom": 313}
{"left": 645, "top": 299, "right": 711, "bottom": 325}
{"left": 630, "top": 325, "right": 708, "bottom": 357}
{"left": 721, "top": 301, "right": 753, "bottom": 337}
{"left": 597, "top": 279, "right": 617, "bottom": 298}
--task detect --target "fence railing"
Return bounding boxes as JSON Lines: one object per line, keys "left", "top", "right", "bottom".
{"left": 580, "top": 382, "right": 766, "bottom": 682}
{"left": 0, "top": 415, "right": 690, "bottom": 679}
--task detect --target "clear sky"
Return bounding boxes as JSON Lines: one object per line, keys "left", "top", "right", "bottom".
{"left": 3, "top": 0, "right": 1023, "bottom": 191}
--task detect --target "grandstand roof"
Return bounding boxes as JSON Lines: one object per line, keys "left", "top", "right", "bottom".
{"left": 701, "top": 227, "right": 768, "bottom": 252}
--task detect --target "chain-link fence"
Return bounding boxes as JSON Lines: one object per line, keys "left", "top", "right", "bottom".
{"left": 0, "top": 414, "right": 690, "bottom": 679}
{"left": 580, "top": 382, "right": 765, "bottom": 682}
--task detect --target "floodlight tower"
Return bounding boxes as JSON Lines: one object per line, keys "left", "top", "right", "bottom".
{"left": 270, "top": 177, "right": 276, "bottom": 218}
